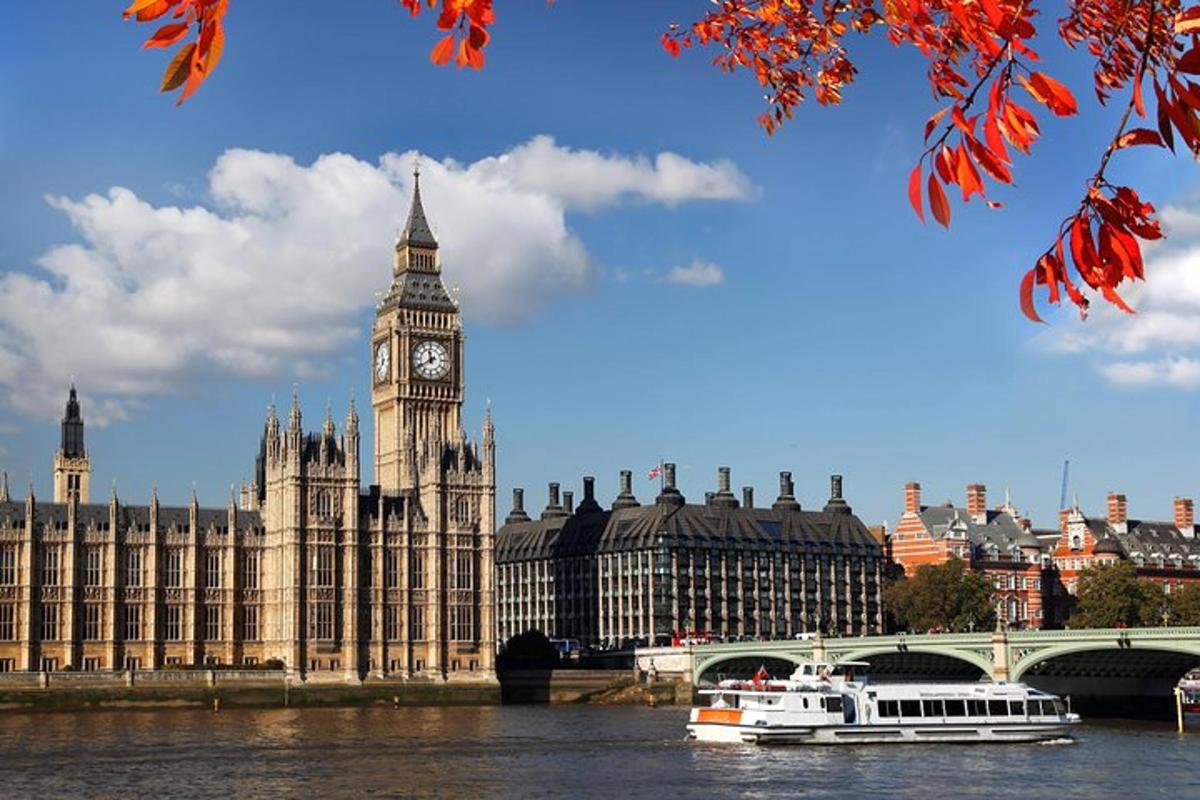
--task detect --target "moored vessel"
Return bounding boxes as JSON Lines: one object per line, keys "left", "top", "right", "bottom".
{"left": 687, "top": 660, "right": 1080, "bottom": 745}
{"left": 1180, "top": 669, "right": 1200, "bottom": 716}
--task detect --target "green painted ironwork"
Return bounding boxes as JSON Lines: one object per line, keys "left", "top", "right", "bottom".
{"left": 686, "top": 627, "right": 1200, "bottom": 684}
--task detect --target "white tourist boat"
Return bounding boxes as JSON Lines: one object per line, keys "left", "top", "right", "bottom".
{"left": 687, "top": 660, "right": 1080, "bottom": 745}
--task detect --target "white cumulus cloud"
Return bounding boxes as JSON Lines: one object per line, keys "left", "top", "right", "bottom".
{"left": 0, "top": 138, "right": 751, "bottom": 423}
{"left": 663, "top": 260, "right": 726, "bottom": 288}
{"left": 1045, "top": 195, "right": 1200, "bottom": 389}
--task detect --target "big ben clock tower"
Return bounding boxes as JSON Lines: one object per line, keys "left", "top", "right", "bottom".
{"left": 372, "top": 166, "right": 466, "bottom": 492}
{"left": 369, "top": 165, "right": 496, "bottom": 678}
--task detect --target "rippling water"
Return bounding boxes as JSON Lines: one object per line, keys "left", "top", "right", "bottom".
{"left": 0, "top": 706, "right": 1194, "bottom": 799}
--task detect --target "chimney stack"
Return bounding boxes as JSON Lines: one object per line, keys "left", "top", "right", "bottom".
{"left": 966, "top": 483, "right": 987, "bottom": 522}
{"left": 904, "top": 481, "right": 922, "bottom": 514}
{"left": 563, "top": 491, "right": 574, "bottom": 515}
{"left": 823, "top": 474, "right": 851, "bottom": 515}
{"left": 1107, "top": 492, "right": 1127, "bottom": 530}
{"left": 577, "top": 476, "right": 602, "bottom": 514}
{"left": 505, "top": 488, "right": 531, "bottom": 524}
{"left": 1175, "top": 497, "right": 1194, "bottom": 536}
{"left": 712, "top": 466, "right": 738, "bottom": 508}
{"left": 743, "top": 487, "right": 754, "bottom": 508}
{"left": 541, "top": 482, "right": 568, "bottom": 520}
{"left": 656, "top": 462, "right": 685, "bottom": 508}
{"left": 773, "top": 471, "right": 801, "bottom": 511}
{"left": 612, "top": 469, "right": 640, "bottom": 510}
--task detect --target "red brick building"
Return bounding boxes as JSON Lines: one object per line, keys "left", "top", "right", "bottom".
{"left": 1048, "top": 492, "right": 1200, "bottom": 626}
{"left": 889, "top": 482, "right": 1052, "bottom": 630}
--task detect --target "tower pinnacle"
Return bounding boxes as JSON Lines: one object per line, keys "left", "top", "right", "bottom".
{"left": 397, "top": 161, "right": 438, "bottom": 251}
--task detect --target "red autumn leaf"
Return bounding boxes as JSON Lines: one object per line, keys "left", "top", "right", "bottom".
{"left": 1178, "top": 47, "right": 1200, "bottom": 75}
{"left": 430, "top": 34, "right": 455, "bottom": 66}
{"left": 1115, "top": 128, "right": 1164, "bottom": 149}
{"left": 955, "top": 143, "right": 984, "bottom": 201}
{"left": 123, "top": 0, "right": 166, "bottom": 19}
{"left": 1025, "top": 72, "right": 1078, "bottom": 116}
{"left": 1101, "top": 285, "right": 1135, "bottom": 314}
{"left": 1019, "top": 268, "right": 1044, "bottom": 323}
{"left": 908, "top": 163, "right": 924, "bottom": 223}
{"left": 144, "top": 22, "right": 189, "bottom": 50}
{"left": 928, "top": 173, "right": 951, "bottom": 228}
{"left": 160, "top": 41, "right": 195, "bottom": 92}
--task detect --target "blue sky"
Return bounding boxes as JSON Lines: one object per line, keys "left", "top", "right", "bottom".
{"left": 2, "top": 1, "right": 1199, "bottom": 528}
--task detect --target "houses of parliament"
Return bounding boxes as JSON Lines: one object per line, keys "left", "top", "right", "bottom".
{"left": 0, "top": 174, "right": 498, "bottom": 680}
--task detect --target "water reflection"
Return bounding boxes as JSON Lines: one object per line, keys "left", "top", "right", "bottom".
{"left": 0, "top": 708, "right": 1193, "bottom": 799}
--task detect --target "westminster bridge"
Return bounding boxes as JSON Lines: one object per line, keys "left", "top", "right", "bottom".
{"left": 635, "top": 627, "right": 1200, "bottom": 714}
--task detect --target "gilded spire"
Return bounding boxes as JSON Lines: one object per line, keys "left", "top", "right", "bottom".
{"left": 323, "top": 398, "right": 335, "bottom": 437}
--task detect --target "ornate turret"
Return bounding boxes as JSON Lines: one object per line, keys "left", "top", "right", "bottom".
{"left": 53, "top": 384, "right": 91, "bottom": 503}
{"left": 0, "top": 471, "right": 8, "bottom": 503}
{"left": 61, "top": 384, "right": 84, "bottom": 457}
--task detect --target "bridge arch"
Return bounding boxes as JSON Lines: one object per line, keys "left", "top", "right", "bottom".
{"left": 694, "top": 652, "right": 809, "bottom": 686}
{"left": 1011, "top": 640, "right": 1200, "bottom": 683}
{"left": 836, "top": 646, "right": 993, "bottom": 680}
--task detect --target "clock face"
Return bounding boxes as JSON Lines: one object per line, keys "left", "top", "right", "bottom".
{"left": 374, "top": 341, "right": 390, "bottom": 382}
{"left": 412, "top": 340, "right": 450, "bottom": 380}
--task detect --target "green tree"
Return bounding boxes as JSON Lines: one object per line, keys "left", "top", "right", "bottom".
{"left": 1069, "top": 561, "right": 1168, "bottom": 628}
{"left": 496, "top": 630, "right": 560, "bottom": 670}
{"left": 884, "top": 558, "right": 996, "bottom": 634}
{"left": 1168, "top": 583, "right": 1200, "bottom": 626}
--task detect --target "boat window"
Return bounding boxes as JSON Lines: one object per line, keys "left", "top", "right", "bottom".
{"left": 944, "top": 700, "right": 967, "bottom": 717}
{"left": 878, "top": 700, "right": 899, "bottom": 718}
{"left": 1030, "top": 700, "right": 1047, "bottom": 716}
{"left": 987, "top": 700, "right": 1008, "bottom": 716}
{"left": 968, "top": 700, "right": 987, "bottom": 716}
{"left": 802, "top": 697, "right": 809, "bottom": 710}
{"left": 1009, "top": 700, "right": 1026, "bottom": 717}
{"left": 824, "top": 695, "right": 843, "bottom": 713}
{"left": 1052, "top": 699, "right": 1066, "bottom": 715}
{"left": 900, "top": 700, "right": 922, "bottom": 718}
{"left": 922, "top": 700, "right": 943, "bottom": 717}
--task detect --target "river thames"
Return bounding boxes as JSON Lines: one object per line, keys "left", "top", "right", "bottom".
{"left": 0, "top": 706, "right": 1193, "bottom": 798}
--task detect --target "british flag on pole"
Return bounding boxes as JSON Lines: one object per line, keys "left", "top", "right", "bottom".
{"left": 647, "top": 463, "right": 663, "bottom": 480}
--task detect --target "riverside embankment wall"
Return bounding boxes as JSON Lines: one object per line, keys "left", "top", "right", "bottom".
{"left": 0, "top": 669, "right": 693, "bottom": 711}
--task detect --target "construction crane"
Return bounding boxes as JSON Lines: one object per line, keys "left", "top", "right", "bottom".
{"left": 1059, "top": 460, "right": 1070, "bottom": 511}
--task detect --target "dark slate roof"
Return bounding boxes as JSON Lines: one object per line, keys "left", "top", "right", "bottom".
{"left": 1114, "top": 519, "right": 1200, "bottom": 562}
{"left": 379, "top": 270, "right": 456, "bottom": 313}
{"left": 0, "top": 500, "right": 261, "bottom": 533}
{"left": 398, "top": 174, "right": 437, "bottom": 249}
{"left": 917, "top": 505, "right": 1044, "bottom": 556}
{"left": 1072, "top": 514, "right": 1200, "bottom": 563}
{"left": 497, "top": 500, "right": 883, "bottom": 563}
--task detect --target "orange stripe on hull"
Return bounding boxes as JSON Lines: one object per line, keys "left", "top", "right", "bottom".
{"left": 697, "top": 708, "right": 743, "bottom": 725}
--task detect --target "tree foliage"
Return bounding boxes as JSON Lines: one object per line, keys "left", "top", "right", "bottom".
{"left": 884, "top": 558, "right": 998, "bottom": 633}
{"left": 497, "top": 629, "right": 560, "bottom": 670}
{"left": 121, "top": 1, "right": 1200, "bottom": 319}
{"left": 1070, "top": 560, "right": 1169, "bottom": 627}
{"left": 1166, "top": 581, "right": 1200, "bottom": 625}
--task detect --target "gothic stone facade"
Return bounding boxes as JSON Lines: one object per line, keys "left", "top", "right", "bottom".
{"left": 496, "top": 465, "right": 886, "bottom": 648}
{"left": 0, "top": 176, "right": 496, "bottom": 679}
